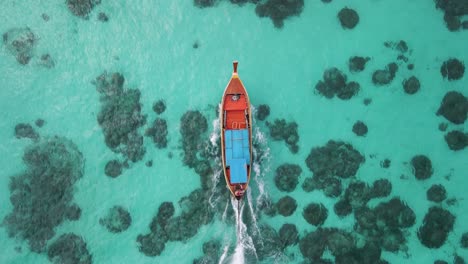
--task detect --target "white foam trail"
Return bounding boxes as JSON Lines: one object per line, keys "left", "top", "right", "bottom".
{"left": 221, "top": 198, "right": 230, "bottom": 222}
{"left": 252, "top": 126, "right": 271, "bottom": 215}
{"left": 230, "top": 239, "right": 245, "bottom": 264}
{"left": 245, "top": 188, "right": 260, "bottom": 241}
{"left": 208, "top": 114, "right": 224, "bottom": 208}
{"left": 218, "top": 244, "right": 230, "bottom": 264}
{"left": 209, "top": 168, "right": 223, "bottom": 208}
{"left": 231, "top": 198, "right": 257, "bottom": 264}
{"left": 210, "top": 113, "right": 221, "bottom": 147}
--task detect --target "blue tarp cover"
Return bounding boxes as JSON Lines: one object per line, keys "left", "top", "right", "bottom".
{"left": 224, "top": 129, "right": 250, "bottom": 183}
{"left": 224, "top": 129, "right": 250, "bottom": 164}
{"left": 229, "top": 158, "right": 247, "bottom": 183}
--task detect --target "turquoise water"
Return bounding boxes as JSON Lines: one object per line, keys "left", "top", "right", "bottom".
{"left": 1, "top": 0, "right": 468, "bottom": 263}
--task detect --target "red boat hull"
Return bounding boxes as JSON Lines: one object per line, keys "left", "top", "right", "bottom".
{"left": 220, "top": 62, "right": 252, "bottom": 200}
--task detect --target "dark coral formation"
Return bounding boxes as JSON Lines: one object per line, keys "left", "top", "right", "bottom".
{"left": 279, "top": 223, "right": 299, "bottom": 248}
{"left": 299, "top": 229, "right": 329, "bottom": 261}
{"left": 152, "top": 100, "right": 166, "bottom": 114}
{"left": 339, "top": 81, "right": 360, "bottom": 100}
{"left": 42, "top": 13, "right": 50, "bottom": 21}
{"left": 352, "top": 120, "right": 368, "bottom": 136}
{"left": 445, "top": 130, "right": 468, "bottom": 151}
{"left": 138, "top": 190, "right": 214, "bottom": 257}
{"left": 306, "top": 140, "right": 365, "bottom": 178}
{"left": 35, "top": 118, "right": 45, "bottom": 127}
{"left": 338, "top": 7, "right": 359, "bottom": 29}
{"left": 39, "top": 53, "right": 55, "bottom": 68}
{"left": 3, "top": 137, "right": 84, "bottom": 252}
{"left": 164, "top": 190, "right": 214, "bottom": 241}
{"left": 441, "top": 58, "right": 465, "bottom": 80}
{"left": 344, "top": 181, "right": 371, "bottom": 209}
{"left": 302, "top": 175, "right": 342, "bottom": 198}
{"left": 396, "top": 40, "right": 408, "bottom": 53}
{"left": 303, "top": 203, "right": 328, "bottom": 226}
{"left": 137, "top": 232, "right": 166, "bottom": 257}
{"left": 255, "top": 104, "right": 270, "bottom": 121}
{"left": 152, "top": 202, "right": 175, "bottom": 228}
{"left": 255, "top": 0, "right": 304, "bottom": 28}
{"left": 94, "top": 72, "right": 147, "bottom": 163}
{"left": 276, "top": 195, "right": 297, "bottom": 216}
{"left": 385, "top": 40, "right": 409, "bottom": 53}
{"left": 427, "top": 184, "right": 447, "bottom": 203}
{"left": 444, "top": 13, "right": 462, "bottom": 31}
{"left": 251, "top": 224, "right": 283, "bottom": 261}
{"left": 454, "top": 255, "right": 466, "bottom": 264}
{"left": 47, "top": 233, "right": 92, "bottom": 264}
{"left": 349, "top": 56, "right": 370, "bottom": 72}
{"left": 437, "top": 91, "right": 468, "bottom": 124}
{"left": 334, "top": 199, "right": 352, "bottom": 217}
{"left": 435, "top": 0, "right": 468, "bottom": 31}
{"left": 194, "top": 0, "right": 217, "bottom": 8}
{"left": 418, "top": 206, "right": 455, "bottom": 248}
{"left": 374, "top": 198, "right": 416, "bottom": 229}
{"left": 266, "top": 118, "right": 299, "bottom": 153}
{"left": 179, "top": 111, "right": 214, "bottom": 186}
{"left": 66, "top": 0, "right": 101, "bottom": 18}
{"left": 380, "top": 158, "right": 391, "bottom": 168}
{"left": 99, "top": 206, "right": 132, "bottom": 233}
{"left": 411, "top": 155, "right": 433, "bottom": 180}
{"left": 403, "top": 76, "right": 420, "bottom": 94}
{"left": 439, "top": 122, "right": 448, "bottom": 132}
{"left": 354, "top": 198, "right": 416, "bottom": 253}
{"left": 300, "top": 228, "right": 361, "bottom": 262}
{"left": 318, "top": 67, "right": 346, "bottom": 97}
{"left": 274, "top": 163, "right": 302, "bottom": 192}
{"left": 315, "top": 67, "right": 360, "bottom": 100}
{"left": 15, "top": 123, "right": 39, "bottom": 140}
{"left": 194, "top": 0, "right": 302, "bottom": 29}
{"left": 461, "top": 232, "right": 468, "bottom": 248}
{"left": 180, "top": 110, "right": 208, "bottom": 166}
{"left": 104, "top": 160, "right": 123, "bottom": 178}
{"left": 98, "top": 12, "right": 108, "bottom": 22}
{"left": 194, "top": 240, "right": 221, "bottom": 264}
{"left": 3, "top": 27, "right": 37, "bottom": 65}
{"left": 230, "top": 0, "right": 260, "bottom": 4}
{"left": 304, "top": 140, "right": 364, "bottom": 200}
{"left": 145, "top": 118, "right": 168, "bottom": 148}
{"left": 372, "top": 63, "right": 398, "bottom": 86}
{"left": 370, "top": 178, "right": 392, "bottom": 198}
{"left": 65, "top": 204, "right": 82, "bottom": 221}
{"left": 333, "top": 179, "right": 394, "bottom": 221}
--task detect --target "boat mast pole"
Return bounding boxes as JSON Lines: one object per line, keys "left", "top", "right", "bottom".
{"left": 233, "top": 61, "right": 238, "bottom": 74}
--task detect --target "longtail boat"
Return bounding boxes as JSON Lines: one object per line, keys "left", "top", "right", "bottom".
{"left": 220, "top": 61, "right": 253, "bottom": 200}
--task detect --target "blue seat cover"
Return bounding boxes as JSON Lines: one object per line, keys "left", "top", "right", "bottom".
{"left": 243, "top": 147, "right": 250, "bottom": 164}
{"left": 232, "top": 130, "right": 243, "bottom": 140}
{"left": 225, "top": 129, "right": 250, "bottom": 166}
{"left": 241, "top": 129, "right": 249, "bottom": 145}
{"left": 225, "top": 130, "right": 232, "bottom": 148}
{"left": 230, "top": 158, "right": 247, "bottom": 184}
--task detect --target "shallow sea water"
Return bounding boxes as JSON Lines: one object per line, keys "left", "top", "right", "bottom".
{"left": 1, "top": 0, "right": 467, "bottom": 263}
